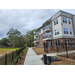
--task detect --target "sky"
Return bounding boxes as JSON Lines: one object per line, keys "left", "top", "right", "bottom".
{"left": 0, "top": 9, "right": 75, "bottom": 39}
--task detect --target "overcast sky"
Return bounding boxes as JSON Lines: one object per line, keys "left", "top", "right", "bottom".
{"left": 0, "top": 9, "right": 75, "bottom": 39}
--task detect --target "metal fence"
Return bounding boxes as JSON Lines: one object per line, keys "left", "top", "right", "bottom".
{"left": 0, "top": 47, "right": 25, "bottom": 65}
{"left": 44, "top": 42, "right": 75, "bottom": 60}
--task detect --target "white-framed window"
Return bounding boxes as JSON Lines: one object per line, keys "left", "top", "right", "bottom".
{"left": 55, "top": 40, "right": 60, "bottom": 46}
{"left": 68, "top": 18, "right": 71, "bottom": 24}
{"left": 71, "top": 40, "right": 74, "bottom": 46}
{"left": 49, "top": 32, "right": 51, "bottom": 35}
{"left": 36, "top": 32, "right": 38, "bottom": 35}
{"left": 70, "top": 29, "right": 72, "bottom": 35}
{"left": 39, "top": 36, "right": 41, "bottom": 40}
{"left": 62, "top": 17, "right": 67, "bottom": 23}
{"left": 65, "top": 39, "right": 70, "bottom": 46}
{"left": 43, "top": 34, "right": 45, "bottom": 39}
{"left": 63, "top": 28, "right": 68, "bottom": 34}
{"left": 36, "top": 37, "right": 38, "bottom": 40}
{"left": 55, "top": 29, "right": 59, "bottom": 35}
{"left": 54, "top": 18, "right": 58, "bottom": 25}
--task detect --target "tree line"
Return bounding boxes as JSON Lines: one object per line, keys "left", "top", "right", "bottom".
{"left": 0, "top": 28, "right": 35, "bottom": 47}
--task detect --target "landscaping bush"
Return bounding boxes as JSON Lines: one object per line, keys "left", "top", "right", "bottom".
{"left": 32, "top": 43, "right": 34, "bottom": 47}
{"left": 13, "top": 60, "right": 16, "bottom": 65}
{"left": 24, "top": 44, "right": 27, "bottom": 48}
{"left": 27, "top": 44, "right": 31, "bottom": 47}
{"left": 22, "top": 51, "right": 24, "bottom": 56}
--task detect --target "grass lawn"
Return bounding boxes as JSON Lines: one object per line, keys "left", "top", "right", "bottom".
{"left": 0, "top": 48, "right": 19, "bottom": 56}
{"left": 41, "top": 56, "right": 75, "bottom": 65}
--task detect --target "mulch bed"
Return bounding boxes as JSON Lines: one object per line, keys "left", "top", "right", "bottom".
{"left": 41, "top": 56, "right": 75, "bottom": 65}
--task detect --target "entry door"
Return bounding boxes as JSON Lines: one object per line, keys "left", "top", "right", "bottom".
{"left": 48, "top": 41, "right": 52, "bottom": 48}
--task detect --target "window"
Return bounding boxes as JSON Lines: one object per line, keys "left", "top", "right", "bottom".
{"left": 63, "top": 28, "right": 68, "bottom": 34}
{"left": 62, "top": 17, "right": 67, "bottom": 23}
{"left": 54, "top": 18, "right": 58, "bottom": 25}
{"left": 55, "top": 29, "right": 59, "bottom": 35}
{"left": 68, "top": 18, "right": 71, "bottom": 24}
{"left": 39, "top": 36, "right": 41, "bottom": 40}
{"left": 55, "top": 40, "right": 60, "bottom": 46}
{"left": 55, "top": 30, "right": 56, "bottom": 35}
{"left": 43, "top": 34, "right": 45, "bottom": 39}
{"left": 71, "top": 40, "right": 74, "bottom": 46}
{"left": 45, "top": 25, "right": 48, "bottom": 29}
{"left": 49, "top": 32, "right": 51, "bottom": 35}
{"left": 36, "top": 37, "right": 38, "bottom": 40}
{"left": 70, "top": 29, "right": 72, "bottom": 35}
{"left": 40, "top": 42, "right": 41, "bottom": 46}
{"left": 36, "top": 32, "right": 38, "bottom": 35}
{"left": 65, "top": 39, "right": 70, "bottom": 46}
{"left": 57, "top": 29, "right": 59, "bottom": 35}
{"left": 46, "top": 33, "right": 48, "bottom": 36}
{"left": 49, "top": 25, "right": 51, "bottom": 29}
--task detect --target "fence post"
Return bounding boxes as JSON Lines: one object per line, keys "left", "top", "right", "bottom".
{"left": 44, "top": 42, "right": 45, "bottom": 52}
{"left": 65, "top": 43, "right": 68, "bottom": 58}
{"left": 5, "top": 53, "right": 7, "bottom": 65}
{"left": 57, "top": 46, "right": 58, "bottom": 55}
{"left": 47, "top": 42, "right": 48, "bottom": 53}
{"left": 12, "top": 51, "right": 13, "bottom": 62}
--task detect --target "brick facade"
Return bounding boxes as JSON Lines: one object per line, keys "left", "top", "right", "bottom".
{"left": 34, "top": 37, "right": 75, "bottom": 48}
{"left": 39, "top": 32, "right": 46, "bottom": 47}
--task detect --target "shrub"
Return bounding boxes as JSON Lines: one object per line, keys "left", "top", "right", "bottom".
{"left": 8, "top": 59, "right": 12, "bottom": 65}
{"left": 22, "top": 51, "right": 24, "bottom": 56}
{"left": 24, "top": 44, "right": 27, "bottom": 48}
{"left": 13, "top": 60, "right": 16, "bottom": 65}
{"left": 18, "top": 53, "right": 21, "bottom": 59}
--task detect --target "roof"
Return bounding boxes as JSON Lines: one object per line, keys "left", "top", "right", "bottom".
{"left": 35, "top": 10, "right": 75, "bottom": 32}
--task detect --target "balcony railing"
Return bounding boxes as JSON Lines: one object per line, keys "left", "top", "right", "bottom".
{"left": 43, "top": 35, "right": 51, "bottom": 39}
{"left": 34, "top": 39, "right": 39, "bottom": 42}
{"left": 43, "top": 26, "right": 51, "bottom": 32}
{"left": 34, "top": 32, "right": 36, "bottom": 34}
{"left": 34, "top": 33, "right": 39, "bottom": 36}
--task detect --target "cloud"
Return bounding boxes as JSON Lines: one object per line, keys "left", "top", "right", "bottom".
{"left": 0, "top": 9, "right": 75, "bottom": 39}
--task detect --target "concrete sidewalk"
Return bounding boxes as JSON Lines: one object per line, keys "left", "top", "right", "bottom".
{"left": 24, "top": 48, "right": 44, "bottom": 65}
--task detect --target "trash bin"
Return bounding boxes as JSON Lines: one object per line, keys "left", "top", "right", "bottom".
{"left": 47, "top": 56, "right": 51, "bottom": 65}
{"left": 43, "top": 54, "right": 47, "bottom": 64}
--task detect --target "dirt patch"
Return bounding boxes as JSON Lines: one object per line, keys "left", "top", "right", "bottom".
{"left": 32, "top": 47, "right": 47, "bottom": 55}
{"left": 58, "top": 53, "right": 75, "bottom": 60}
{"left": 41, "top": 56, "right": 75, "bottom": 65}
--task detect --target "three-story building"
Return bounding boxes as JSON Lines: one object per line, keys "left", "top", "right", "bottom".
{"left": 34, "top": 10, "right": 75, "bottom": 48}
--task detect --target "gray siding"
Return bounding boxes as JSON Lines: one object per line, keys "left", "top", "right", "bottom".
{"left": 72, "top": 15, "right": 75, "bottom": 36}
{"left": 60, "top": 11, "right": 72, "bottom": 18}
{"left": 51, "top": 11, "right": 60, "bottom": 20}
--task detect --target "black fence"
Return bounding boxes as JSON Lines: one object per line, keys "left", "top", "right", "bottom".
{"left": 0, "top": 47, "right": 25, "bottom": 65}
{"left": 44, "top": 42, "right": 75, "bottom": 60}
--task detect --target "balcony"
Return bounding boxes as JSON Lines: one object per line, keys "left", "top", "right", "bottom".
{"left": 34, "top": 33, "right": 39, "bottom": 37}
{"left": 43, "top": 26, "right": 51, "bottom": 32}
{"left": 43, "top": 35, "right": 51, "bottom": 40}
{"left": 34, "top": 39, "right": 39, "bottom": 43}
{"left": 34, "top": 32, "right": 36, "bottom": 35}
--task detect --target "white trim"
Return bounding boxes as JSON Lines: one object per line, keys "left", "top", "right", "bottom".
{"left": 43, "top": 38, "right": 51, "bottom": 41}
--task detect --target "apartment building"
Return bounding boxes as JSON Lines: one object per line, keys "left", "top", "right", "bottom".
{"left": 34, "top": 10, "right": 75, "bottom": 48}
